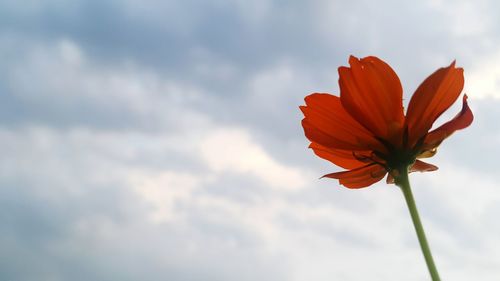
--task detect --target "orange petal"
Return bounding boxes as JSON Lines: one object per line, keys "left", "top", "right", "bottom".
{"left": 309, "top": 142, "right": 370, "bottom": 170}
{"left": 406, "top": 61, "right": 464, "bottom": 147}
{"left": 421, "top": 94, "right": 473, "bottom": 152}
{"left": 302, "top": 119, "right": 359, "bottom": 150}
{"left": 386, "top": 160, "right": 438, "bottom": 184}
{"left": 301, "top": 93, "right": 386, "bottom": 152}
{"left": 411, "top": 160, "right": 438, "bottom": 172}
{"left": 338, "top": 56, "right": 405, "bottom": 144}
{"left": 322, "top": 164, "right": 386, "bottom": 189}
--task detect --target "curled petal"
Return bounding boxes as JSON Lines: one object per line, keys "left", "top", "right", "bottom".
{"left": 339, "top": 56, "right": 405, "bottom": 144}
{"left": 386, "top": 174, "right": 394, "bottom": 184}
{"left": 322, "top": 163, "right": 386, "bottom": 189}
{"left": 421, "top": 94, "right": 474, "bottom": 152}
{"left": 301, "top": 93, "right": 386, "bottom": 152}
{"left": 309, "top": 142, "right": 370, "bottom": 170}
{"left": 406, "top": 61, "right": 464, "bottom": 146}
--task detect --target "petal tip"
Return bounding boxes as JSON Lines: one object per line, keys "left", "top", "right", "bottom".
{"left": 299, "top": 106, "right": 307, "bottom": 114}
{"left": 348, "top": 55, "right": 361, "bottom": 66}
{"left": 348, "top": 54, "right": 358, "bottom": 61}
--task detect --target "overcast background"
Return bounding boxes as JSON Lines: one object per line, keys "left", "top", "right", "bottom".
{"left": 0, "top": 0, "right": 499, "bottom": 280}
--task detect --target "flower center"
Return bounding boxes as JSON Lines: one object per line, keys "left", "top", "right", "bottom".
{"left": 384, "top": 148, "right": 417, "bottom": 171}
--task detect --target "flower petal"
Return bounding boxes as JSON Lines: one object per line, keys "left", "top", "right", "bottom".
{"left": 322, "top": 164, "right": 386, "bottom": 189}
{"left": 339, "top": 56, "right": 405, "bottom": 144}
{"left": 421, "top": 94, "right": 473, "bottom": 152}
{"left": 301, "top": 93, "right": 386, "bottom": 152}
{"left": 411, "top": 160, "right": 438, "bottom": 172}
{"left": 302, "top": 119, "right": 360, "bottom": 150}
{"left": 309, "top": 142, "right": 370, "bottom": 170}
{"left": 406, "top": 61, "right": 464, "bottom": 146}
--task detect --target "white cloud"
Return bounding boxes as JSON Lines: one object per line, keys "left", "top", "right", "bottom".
{"left": 199, "top": 128, "right": 308, "bottom": 190}
{"left": 466, "top": 49, "right": 500, "bottom": 99}
{"left": 131, "top": 171, "right": 200, "bottom": 223}
{"left": 0, "top": 113, "right": 497, "bottom": 280}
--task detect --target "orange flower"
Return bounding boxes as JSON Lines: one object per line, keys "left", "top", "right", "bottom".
{"left": 300, "top": 56, "right": 473, "bottom": 188}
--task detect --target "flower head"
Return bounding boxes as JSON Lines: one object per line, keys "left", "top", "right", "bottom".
{"left": 300, "top": 56, "right": 473, "bottom": 188}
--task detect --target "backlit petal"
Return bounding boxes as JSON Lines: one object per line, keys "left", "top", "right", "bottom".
{"left": 301, "top": 93, "right": 386, "bottom": 152}
{"left": 309, "top": 142, "right": 369, "bottom": 169}
{"left": 411, "top": 160, "right": 438, "bottom": 172}
{"left": 322, "top": 163, "right": 386, "bottom": 189}
{"left": 339, "top": 56, "right": 405, "bottom": 144}
{"left": 302, "top": 119, "right": 364, "bottom": 151}
{"left": 406, "top": 61, "right": 464, "bottom": 146}
{"left": 421, "top": 94, "right": 473, "bottom": 152}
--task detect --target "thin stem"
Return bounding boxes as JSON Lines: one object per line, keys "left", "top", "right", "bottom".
{"left": 395, "top": 167, "right": 441, "bottom": 281}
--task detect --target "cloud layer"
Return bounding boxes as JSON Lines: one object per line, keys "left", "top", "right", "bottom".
{"left": 1, "top": 0, "right": 500, "bottom": 280}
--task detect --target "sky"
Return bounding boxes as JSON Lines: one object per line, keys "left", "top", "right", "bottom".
{"left": 1, "top": 0, "right": 500, "bottom": 280}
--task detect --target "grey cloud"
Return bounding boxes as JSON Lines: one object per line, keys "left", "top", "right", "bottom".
{"left": 1, "top": 0, "right": 500, "bottom": 280}
{"left": 1, "top": 0, "right": 496, "bottom": 137}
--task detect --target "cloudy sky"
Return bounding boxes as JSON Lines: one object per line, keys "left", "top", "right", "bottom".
{"left": 1, "top": 0, "right": 500, "bottom": 280}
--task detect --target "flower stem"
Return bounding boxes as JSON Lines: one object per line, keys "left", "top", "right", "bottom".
{"left": 396, "top": 168, "right": 441, "bottom": 281}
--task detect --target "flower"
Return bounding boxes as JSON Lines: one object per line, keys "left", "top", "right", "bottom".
{"left": 300, "top": 56, "right": 473, "bottom": 188}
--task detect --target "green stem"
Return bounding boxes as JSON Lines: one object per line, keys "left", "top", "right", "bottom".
{"left": 395, "top": 167, "right": 441, "bottom": 281}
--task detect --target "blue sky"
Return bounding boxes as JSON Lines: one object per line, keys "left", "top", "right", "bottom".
{"left": 1, "top": 0, "right": 499, "bottom": 280}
